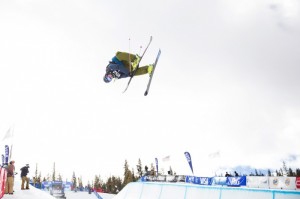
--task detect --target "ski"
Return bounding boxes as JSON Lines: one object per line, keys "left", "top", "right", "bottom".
{"left": 123, "top": 36, "right": 153, "bottom": 93}
{"left": 144, "top": 49, "right": 161, "bottom": 96}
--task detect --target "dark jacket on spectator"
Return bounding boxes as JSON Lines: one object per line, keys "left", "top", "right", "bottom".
{"left": 20, "top": 166, "right": 29, "bottom": 177}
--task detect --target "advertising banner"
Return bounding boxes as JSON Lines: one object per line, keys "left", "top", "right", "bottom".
{"left": 269, "top": 177, "right": 296, "bottom": 190}
{"left": 140, "top": 176, "right": 148, "bottom": 182}
{"left": 0, "top": 168, "right": 7, "bottom": 198}
{"left": 211, "top": 177, "right": 227, "bottom": 186}
{"left": 246, "top": 176, "right": 269, "bottom": 188}
{"left": 226, "top": 176, "right": 246, "bottom": 186}
{"left": 296, "top": 177, "right": 300, "bottom": 189}
{"left": 185, "top": 176, "right": 213, "bottom": 185}
{"left": 64, "top": 181, "right": 73, "bottom": 191}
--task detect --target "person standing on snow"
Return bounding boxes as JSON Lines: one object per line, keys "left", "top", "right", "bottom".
{"left": 20, "top": 164, "right": 30, "bottom": 190}
{"left": 5, "top": 160, "right": 15, "bottom": 195}
{"left": 103, "top": 51, "right": 153, "bottom": 83}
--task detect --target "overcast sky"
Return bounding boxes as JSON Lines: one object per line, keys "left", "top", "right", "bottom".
{"left": 0, "top": 0, "right": 299, "bottom": 184}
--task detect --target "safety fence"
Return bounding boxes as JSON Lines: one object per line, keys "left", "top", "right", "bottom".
{"left": 0, "top": 167, "right": 7, "bottom": 199}
{"left": 140, "top": 175, "right": 300, "bottom": 190}
{"left": 113, "top": 181, "right": 300, "bottom": 199}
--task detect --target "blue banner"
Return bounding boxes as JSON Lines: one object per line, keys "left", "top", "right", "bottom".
{"left": 185, "top": 176, "right": 213, "bottom": 185}
{"left": 212, "top": 177, "right": 227, "bottom": 186}
{"left": 226, "top": 176, "right": 246, "bottom": 186}
{"left": 5, "top": 145, "right": 9, "bottom": 164}
{"left": 155, "top": 158, "right": 158, "bottom": 176}
{"left": 140, "top": 176, "right": 148, "bottom": 182}
{"left": 199, "top": 177, "right": 213, "bottom": 185}
{"left": 184, "top": 152, "right": 193, "bottom": 174}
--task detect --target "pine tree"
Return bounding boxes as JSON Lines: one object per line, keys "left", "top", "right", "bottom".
{"left": 282, "top": 161, "right": 288, "bottom": 176}
{"left": 112, "top": 176, "right": 117, "bottom": 194}
{"left": 288, "top": 168, "right": 294, "bottom": 176}
{"left": 150, "top": 163, "right": 155, "bottom": 176}
{"left": 267, "top": 169, "right": 272, "bottom": 176}
{"left": 94, "top": 175, "right": 100, "bottom": 189}
{"left": 131, "top": 168, "right": 137, "bottom": 182}
{"left": 58, "top": 173, "right": 62, "bottom": 181}
{"left": 279, "top": 168, "right": 283, "bottom": 176}
{"left": 52, "top": 162, "right": 56, "bottom": 181}
{"left": 46, "top": 173, "right": 50, "bottom": 181}
{"left": 136, "top": 158, "right": 143, "bottom": 177}
{"left": 115, "top": 176, "right": 122, "bottom": 193}
{"left": 106, "top": 175, "right": 122, "bottom": 194}
{"left": 296, "top": 168, "right": 300, "bottom": 177}
{"left": 35, "top": 163, "right": 38, "bottom": 184}
{"left": 78, "top": 176, "right": 83, "bottom": 190}
{"left": 37, "top": 172, "right": 42, "bottom": 184}
{"left": 106, "top": 176, "right": 112, "bottom": 193}
{"left": 123, "top": 159, "right": 133, "bottom": 187}
{"left": 72, "top": 171, "right": 77, "bottom": 191}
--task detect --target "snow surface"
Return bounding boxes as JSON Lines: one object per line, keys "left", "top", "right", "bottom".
{"left": 2, "top": 178, "right": 115, "bottom": 199}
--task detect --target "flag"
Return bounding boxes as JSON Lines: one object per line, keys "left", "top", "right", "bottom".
{"left": 2, "top": 126, "right": 14, "bottom": 163}
{"left": 184, "top": 151, "right": 194, "bottom": 174}
{"left": 162, "top": 155, "right": 170, "bottom": 162}
{"left": 2, "top": 127, "right": 13, "bottom": 141}
{"left": 5, "top": 145, "right": 9, "bottom": 165}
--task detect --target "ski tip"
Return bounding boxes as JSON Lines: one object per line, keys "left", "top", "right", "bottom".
{"left": 144, "top": 91, "right": 148, "bottom": 96}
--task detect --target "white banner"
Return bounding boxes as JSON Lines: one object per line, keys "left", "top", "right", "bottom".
{"left": 269, "top": 177, "right": 296, "bottom": 190}
{"left": 246, "top": 177, "right": 269, "bottom": 188}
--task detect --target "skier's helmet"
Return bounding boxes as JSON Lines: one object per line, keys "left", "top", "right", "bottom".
{"left": 103, "top": 73, "right": 113, "bottom": 83}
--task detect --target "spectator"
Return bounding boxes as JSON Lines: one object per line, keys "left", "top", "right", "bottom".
{"left": 225, "top": 172, "right": 230, "bottom": 177}
{"left": 5, "top": 160, "right": 15, "bottom": 195}
{"left": 234, "top": 171, "right": 239, "bottom": 176}
{"left": 20, "top": 164, "right": 30, "bottom": 190}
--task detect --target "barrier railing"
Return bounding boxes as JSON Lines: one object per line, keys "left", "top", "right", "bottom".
{"left": 140, "top": 175, "right": 300, "bottom": 190}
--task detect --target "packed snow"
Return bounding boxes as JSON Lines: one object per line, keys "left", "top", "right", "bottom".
{"left": 2, "top": 178, "right": 115, "bottom": 199}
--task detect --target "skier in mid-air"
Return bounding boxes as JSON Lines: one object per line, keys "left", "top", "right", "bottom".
{"left": 103, "top": 51, "right": 153, "bottom": 83}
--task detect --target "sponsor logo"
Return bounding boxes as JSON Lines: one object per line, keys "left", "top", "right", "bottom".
{"left": 230, "top": 177, "right": 240, "bottom": 185}
{"left": 200, "top": 177, "right": 209, "bottom": 185}
{"left": 273, "top": 178, "right": 278, "bottom": 186}
{"left": 285, "top": 178, "right": 290, "bottom": 186}
{"left": 184, "top": 153, "right": 191, "bottom": 163}
{"left": 188, "top": 176, "right": 194, "bottom": 182}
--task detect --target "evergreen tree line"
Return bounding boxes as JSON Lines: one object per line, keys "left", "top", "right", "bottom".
{"left": 92, "top": 158, "right": 157, "bottom": 194}
{"left": 270, "top": 161, "right": 300, "bottom": 177}
{"left": 32, "top": 162, "right": 84, "bottom": 190}
{"left": 33, "top": 160, "right": 300, "bottom": 194}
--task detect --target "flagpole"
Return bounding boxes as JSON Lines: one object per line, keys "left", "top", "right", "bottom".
{"left": 9, "top": 125, "right": 14, "bottom": 161}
